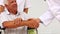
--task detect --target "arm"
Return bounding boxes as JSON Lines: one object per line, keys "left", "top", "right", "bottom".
{"left": 2, "top": 18, "right": 39, "bottom": 29}
{"left": 36, "top": 0, "right": 60, "bottom": 26}
{"left": 39, "top": 10, "right": 55, "bottom": 25}
{"left": 2, "top": 21, "right": 17, "bottom": 28}
{"left": 47, "top": 0, "right": 60, "bottom": 21}
{"left": 2, "top": 18, "right": 22, "bottom": 28}
{"left": 21, "top": 19, "right": 39, "bottom": 29}
{"left": 37, "top": 0, "right": 60, "bottom": 26}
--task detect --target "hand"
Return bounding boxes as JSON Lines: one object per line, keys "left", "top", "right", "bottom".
{"left": 28, "top": 18, "right": 40, "bottom": 23}
{"left": 25, "top": 18, "right": 40, "bottom": 28}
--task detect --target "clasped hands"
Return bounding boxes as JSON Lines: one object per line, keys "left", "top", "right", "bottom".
{"left": 3, "top": 18, "right": 40, "bottom": 29}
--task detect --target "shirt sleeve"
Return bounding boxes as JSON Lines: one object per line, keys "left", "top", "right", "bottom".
{"left": 52, "top": 0, "right": 60, "bottom": 5}
{"left": 0, "top": 13, "right": 8, "bottom": 28}
{"left": 0, "top": 15, "right": 4, "bottom": 28}
{"left": 39, "top": 10, "right": 55, "bottom": 26}
{"left": 0, "top": 0, "right": 4, "bottom": 6}
{"left": 24, "top": 0, "right": 31, "bottom": 8}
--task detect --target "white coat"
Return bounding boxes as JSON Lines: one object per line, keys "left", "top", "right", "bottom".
{"left": 39, "top": 0, "right": 60, "bottom": 25}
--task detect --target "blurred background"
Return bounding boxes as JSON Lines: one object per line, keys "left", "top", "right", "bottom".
{"left": 28, "top": 0, "right": 60, "bottom": 34}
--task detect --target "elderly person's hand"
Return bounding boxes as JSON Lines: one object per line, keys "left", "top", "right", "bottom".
{"left": 23, "top": 18, "right": 40, "bottom": 29}
{"left": 28, "top": 18, "right": 40, "bottom": 23}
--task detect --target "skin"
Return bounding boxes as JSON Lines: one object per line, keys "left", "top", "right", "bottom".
{"left": 5, "top": 0, "right": 17, "bottom": 15}
{"left": 3, "top": 18, "right": 40, "bottom": 28}
{"left": 0, "top": 5, "right": 4, "bottom": 13}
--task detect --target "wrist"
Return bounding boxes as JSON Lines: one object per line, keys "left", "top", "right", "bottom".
{"left": 20, "top": 20, "right": 26, "bottom": 26}
{"left": 36, "top": 18, "right": 41, "bottom": 23}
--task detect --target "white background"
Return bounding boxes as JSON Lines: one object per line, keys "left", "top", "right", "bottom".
{"left": 28, "top": 0, "right": 60, "bottom": 34}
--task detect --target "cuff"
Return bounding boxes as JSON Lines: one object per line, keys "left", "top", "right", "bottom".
{"left": 39, "top": 16, "right": 51, "bottom": 26}
{"left": 0, "top": 23, "right": 4, "bottom": 28}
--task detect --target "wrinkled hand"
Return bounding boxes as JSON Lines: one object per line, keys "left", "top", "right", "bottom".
{"left": 28, "top": 18, "right": 40, "bottom": 23}
{"left": 26, "top": 18, "right": 40, "bottom": 28}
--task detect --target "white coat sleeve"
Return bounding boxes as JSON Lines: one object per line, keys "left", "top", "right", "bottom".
{"left": 47, "top": 0, "right": 60, "bottom": 21}
{"left": 39, "top": 10, "right": 54, "bottom": 26}
{"left": 0, "top": 0, "right": 4, "bottom": 6}
{"left": 24, "top": 0, "right": 31, "bottom": 8}
{"left": 39, "top": 0, "right": 60, "bottom": 26}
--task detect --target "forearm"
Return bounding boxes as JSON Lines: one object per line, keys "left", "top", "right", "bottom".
{"left": 22, "top": 20, "right": 39, "bottom": 29}
{"left": 39, "top": 11, "right": 54, "bottom": 25}
{"left": 2, "top": 18, "right": 39, "bottom": 28}
{"left": 2, "top": 21, "right": 19, "bottom": 28}
{"left": 0, "top": 5, "right": 4, "bottom": 13}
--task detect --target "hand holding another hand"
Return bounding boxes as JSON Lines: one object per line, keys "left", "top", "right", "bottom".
{"left": 25, "top": 18, "right": 40, "bottom": 28}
